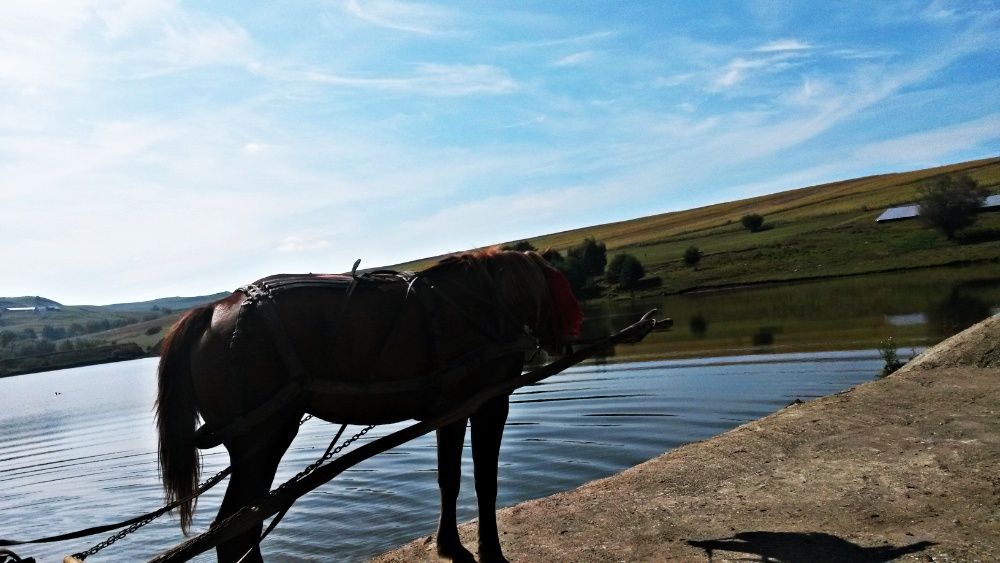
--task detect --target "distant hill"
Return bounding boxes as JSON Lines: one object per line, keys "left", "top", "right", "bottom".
{"left": 98, "top": 292, "right": 230, "bottom": 313}
{"left": 0, "top": 296, "right": 62, "bottom": 309}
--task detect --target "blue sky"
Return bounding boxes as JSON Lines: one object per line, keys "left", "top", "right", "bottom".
{"left": 1, "top": 1, "right": 998, "bottom": 305}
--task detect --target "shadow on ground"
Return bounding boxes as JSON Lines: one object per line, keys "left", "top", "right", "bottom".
{"left": 686, "top": 531, "right": 934, "bottom": 562}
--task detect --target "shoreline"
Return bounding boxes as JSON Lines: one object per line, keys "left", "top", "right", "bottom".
{"left": 373, "top": 316, "right": 1000, "bottom": 562}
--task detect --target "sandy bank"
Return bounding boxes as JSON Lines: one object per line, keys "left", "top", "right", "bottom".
{"left": 373, "top": 315, "right": 1000, "bottom": 562}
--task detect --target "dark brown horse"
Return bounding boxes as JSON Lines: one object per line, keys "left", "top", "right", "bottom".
{"left": 155, "top": 249, "right": 582, "bottom": 562}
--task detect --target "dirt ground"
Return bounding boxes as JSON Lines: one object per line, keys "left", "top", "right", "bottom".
{"left": 373, "top": 315, "right": 1000, "bottom": 563}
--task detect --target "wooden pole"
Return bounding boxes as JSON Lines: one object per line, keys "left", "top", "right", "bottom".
{"left": 147, "top": 311, "right": 659, "bottom": 563}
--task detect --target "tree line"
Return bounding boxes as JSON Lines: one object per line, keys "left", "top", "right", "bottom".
{"left": 504, "top": 237, "right": 648, "bottom": 296}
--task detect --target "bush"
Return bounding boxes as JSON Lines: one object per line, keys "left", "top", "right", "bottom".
{"left": 145, "top": 325, "right": 162, "bottom": 336}
{"left": 541, "top": 248, "right": 563, "bottom": 264}
{"left": 502, "top": 240, "right": 537, "bottom": 252}
{"left": 606, "top": 253, "right": 645, "bottom": 289}
{"left": 553, "top": 255, "right": 587, "bottom": 297}
{"left": 567, "top": 237, "right": 607, "bottom": 277}
{"left": 878, "top": 337, "right": 905, "bottom": 376}
{"left": 741, "top": 213, "right": 765, "bottom": 232}
{"left": 41, "top": 324, "right": 67, "bottom": 340}
{"left": 683, "top": 246, "right": 702, "bottom": 266}
{"left": 918, "top": 174, "right": 989, "bottom": 239}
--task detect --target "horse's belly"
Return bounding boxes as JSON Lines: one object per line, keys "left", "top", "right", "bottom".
{"left": 304, "top": 390, "right": 428, "bottom": 425}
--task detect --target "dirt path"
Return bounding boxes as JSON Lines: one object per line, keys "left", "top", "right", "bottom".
{"left": 373, "top": 316, "right": 1000, "bottom": 562}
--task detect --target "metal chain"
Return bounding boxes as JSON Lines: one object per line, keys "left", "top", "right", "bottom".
{"left": 276, "top": 424, "right": 374, "bottom": 494}
{"left": 72, "top": 513, "right": 158, "bottom": 560}
{"left": 72, "top": 414, "right": 320, "bottom": 560}
{"left": 195, "top": 423, "right": 377, "bottom": 550}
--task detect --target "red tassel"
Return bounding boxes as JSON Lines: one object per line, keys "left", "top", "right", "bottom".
{"left": 543, "top": 268, "right": 583, "bottom": 338}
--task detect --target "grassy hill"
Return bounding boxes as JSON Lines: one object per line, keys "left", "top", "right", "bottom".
{"left": 0, "top": 294, "right": 223, "bottom": 377}
{"left": 396, "top": 157, "right": 1000, "bottom": 296}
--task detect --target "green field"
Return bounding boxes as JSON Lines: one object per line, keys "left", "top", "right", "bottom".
{"left": 396, "top": 157, "right": 1000, "bottom": 297}
{"left": 3, "top": 157, "right": 999, "bottom": 376}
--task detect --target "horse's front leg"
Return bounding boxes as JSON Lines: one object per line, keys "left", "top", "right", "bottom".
{"left": 436, "top": 417, "right": 475, "bottom": 563}
{"left": 471, "top": 394, "right": 510, "bottom": 563}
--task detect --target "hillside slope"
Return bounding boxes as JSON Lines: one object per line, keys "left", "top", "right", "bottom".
{"left": 396, "top": 157, "right": 1000, "bottom": 295}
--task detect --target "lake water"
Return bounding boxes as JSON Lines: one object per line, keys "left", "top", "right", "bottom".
{"left": 1, "top": 353, "right": 886, "bottom": 563}
{"left": 1, "top": 266, "right": 996, "bottom": 562}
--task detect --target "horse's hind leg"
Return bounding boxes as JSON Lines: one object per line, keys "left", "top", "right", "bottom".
{"left": 215, "top": 415, "right": 300, "bottom": 563}
{"left": 436, "top": 417, "right": 475, "bottom": 563}
{"left": 471, "top": 395, "right": 510, "bottom": 563}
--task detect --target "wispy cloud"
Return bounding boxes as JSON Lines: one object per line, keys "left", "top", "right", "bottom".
{"left": 277, "top": 235, "right": 331, "bottom": 253}
{"left": 754, "top": 38, "right": 813, "bottom": 52}
{"left": 296, "top": 63, "right": 520, "bottom": 96}
{"left": 709, "top": 52, "right": 802, "bottom": 90}
{"left": 496, "top": 30, "right": 617, "bottom": 51}
{"left": 0, "top": 1, "right": 255, "bottom": 90}
{"left": 855, "top": 113, "right": 1000, "bottom": 162}
{"left": 552, "top": 51, "right": 595, "bottom": 67}
{"left": 341, "top": 0, "right": 457, "bottom": 35}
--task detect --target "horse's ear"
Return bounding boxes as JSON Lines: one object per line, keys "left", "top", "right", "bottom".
{"left": 541, "top": 266, "right": 582, "bottom": 338}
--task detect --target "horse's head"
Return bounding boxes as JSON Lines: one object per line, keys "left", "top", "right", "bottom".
{"left": 486, "top": 250, "right": 582, "bottom": 347}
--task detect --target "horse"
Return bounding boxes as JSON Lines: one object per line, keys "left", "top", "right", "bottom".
{"left": 155, "top": 249, "right": 583, "bottom": 563}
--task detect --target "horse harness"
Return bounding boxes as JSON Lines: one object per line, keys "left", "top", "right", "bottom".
{"left": 193, "top": 265, "right": 539, "bottom": 449}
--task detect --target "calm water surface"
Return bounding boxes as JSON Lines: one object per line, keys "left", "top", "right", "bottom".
{"left": 3, "top": 266, "right": 997, "bottom": 562}
{"left": 2, "top": 352, "right": 886, "bottom": 562}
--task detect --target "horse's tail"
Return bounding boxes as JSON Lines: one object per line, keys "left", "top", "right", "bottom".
{"left": 155, "top": 304, "right": 214, "bottom": 533}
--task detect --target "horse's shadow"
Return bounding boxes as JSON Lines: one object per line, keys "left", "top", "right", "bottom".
{"left": 687, "top": 531, "right": 934, "bottom": 563}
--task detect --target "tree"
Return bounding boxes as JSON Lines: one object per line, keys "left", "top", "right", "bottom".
{"left": 683, "top": 245, "right": 702, "bottom": 266}
{"left": 502, "top": 240, "right": 537, "bottom": 252}
{"left": 0, "top": 330, "right": 16, "bottom": 349}
{"left": 918, "top": 174, "right": 989, "bottom": 239}
{"left": 567, "top": 237, "right": 607, "bottom": 277}
{"left": 740, "top": 213, "right": 765, "bottom": 232}
{"left": 606, "top": 253, "right": 645, "bottom": 289}
{"left": 541, "top": 248, "right": 563, "bottom": 264}
{"left": 41, "top": 324, "right": 66, "bottom": 340}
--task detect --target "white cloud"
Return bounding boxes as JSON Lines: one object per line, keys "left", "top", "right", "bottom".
{"left": 0, "top": 1, "right": 255, "bottom": 89}
{"left": 277, "top": 235, "right": 331, "bottom": 253}
{"left": 341, "top": 0, "right": 456, "bottom": 35}
{"left": 495, "top": 30, "right": 618, "bottom": 51}
{"left": 711, "top": 56, "right": 785, "bottom": 90}
{"left": 754, "top": 38, "right": 813, "bottom": 52}
{"left": 299, "top": 63, "right": 520, "bottom": 96}
{"left": 854, "top": 113, "right": 1000, "bottom": 162}
{"left": 553, "top": 51, "right": 595, "bottom": 67}
{"left": 392, "top": 185, "right": 613, "bottom": 252}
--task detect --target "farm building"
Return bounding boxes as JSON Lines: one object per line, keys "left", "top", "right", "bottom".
{"left": 875, "top": 194, "right": 1000, "bottom": 223}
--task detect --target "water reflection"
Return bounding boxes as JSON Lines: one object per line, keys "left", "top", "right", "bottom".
{"left": 585, "top": 265, "right": 1000, "bottom": 360}
{"left": 689, "top": 313, "right": 708, "bottom": 337}
{"left": 926, "top": 288, "right": 992, "bottom": 335}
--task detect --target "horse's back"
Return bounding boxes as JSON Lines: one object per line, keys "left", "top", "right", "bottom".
{"left": 197, "top": 279, "right": 434, "bottom": 424}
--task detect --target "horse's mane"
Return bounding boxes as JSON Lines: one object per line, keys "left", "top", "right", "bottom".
{"left": 423, "top": 248, "right": 581, "bottom": 338}
{"left": 424, "top": 247, "right": 504, "bottom": 272}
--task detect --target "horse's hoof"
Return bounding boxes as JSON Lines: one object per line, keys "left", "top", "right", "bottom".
{"left": 436, "top": 537, "right": 476, "bottom": 563}
{"left": 477, "top": 546, "right": 509, "bottom": 563}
